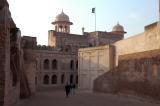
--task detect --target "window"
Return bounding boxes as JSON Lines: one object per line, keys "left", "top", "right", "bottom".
{"left": 51, "top": 75, "right": 57, "bottom": 84}
{"left": 44, "top": 59, "right": 49, "bottom": 70}
{"left": 43, "top": 75, "right": 49, "bottom": 84}
{"left": 52, "top": 59, "right": 57, "bottom": 69}
{"left": 70, "top": 60, "right": 74, "bottom": 70}
{"left": 76, "top": 60, "right": 78, "bottom": 69}
{"left": 61, "top": 74, "right": 65, "bottom": 84}
{"left": 76, "top": 75, "right": 78, "bottom": 84}
{"left": 70, "top": 74, "right": 73, "bottom": 84}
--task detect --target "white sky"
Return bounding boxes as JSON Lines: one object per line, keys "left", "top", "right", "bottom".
{"left": 7, "top": 0, "right": 159, "bottom": 45}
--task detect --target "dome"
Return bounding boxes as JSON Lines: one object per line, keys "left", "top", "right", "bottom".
{"left": 112, "top": 23, "right": 125, "bottom": 32}
{"left": 55, "top": 11, "right": 70, "bottom": 22}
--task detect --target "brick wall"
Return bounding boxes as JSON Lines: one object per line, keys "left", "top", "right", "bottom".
{"left": 94, "top": 22, "right": 160, "bottom": 100}
{"left": 0, "top": 1, "right": 9, "bottom": 105}
{"left": 114, "top": 22, "right": 160, "bottom": 66}
{"left": 94, "top": 49, "right": 160, "bottom": 100}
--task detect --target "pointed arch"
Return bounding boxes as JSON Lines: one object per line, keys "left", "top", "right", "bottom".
{"left": 70, "top": 60, "right": 74, "bottom": 70}
{"left": 51, "top": 75, "right": 57, "bottom": 84}
{"left": 76, "top": 75, "right": 78, "bottom": 84}
{"left": 44, "top": 59, "right": 49, "bottom": 70}
{"left": 70, "top": 74, "right": 73, "bottom": 84}
{"left": 61, "top": 74, "right": 65, "bottom": 84}
{"left": 76, "top": 60, "right": 78, "bottom": 69}
{"left": 43, "top": 75, "right": 49, "bottom": 84}
{"left": 52, "top": 59, "right": 57, "bottom": 69}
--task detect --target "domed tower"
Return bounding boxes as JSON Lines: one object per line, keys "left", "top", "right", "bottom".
{"left": 52, "top": 10, "right": 73, "bottom": 33}
{"left": 112, "top": 23, "right": 126, "bottom": 37}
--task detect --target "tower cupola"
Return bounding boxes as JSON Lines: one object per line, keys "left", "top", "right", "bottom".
{"left": 52, "top": 10, "right": 73, "bottom": 33}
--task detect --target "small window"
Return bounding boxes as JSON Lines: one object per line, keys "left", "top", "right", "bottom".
{"left": 43, "top": 75, "right": 49, "bottom": 84}
{"left": 70, "top": 74, "right": 73, "bottom": 84}
{"left": 70, "top": 60, "right": 74, "bottom": 70}
{"left": 76, "top": 60, "right": 78, "bottom": 69}
{"left": 61, "top": 74, "right": 65, "bottom": 84}
{"left": 51, "top": 75, "right": 57, "bottom": 84}
{"left": 44, "top": 59, "right": 49, "bottom": 70}
{"left": 52, "top": 59, "right": 57, "bottom": 69}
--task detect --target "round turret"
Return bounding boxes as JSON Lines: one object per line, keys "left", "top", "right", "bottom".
{"left": 52, "top": 10, "right": 73, "bottom": 33}
{"left": 112, "top": 23, "right": 126, "bottom": 35}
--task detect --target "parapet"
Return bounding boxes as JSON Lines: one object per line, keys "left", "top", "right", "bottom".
{"left": 144, "top": 21, "right": 159, "bottom": 31}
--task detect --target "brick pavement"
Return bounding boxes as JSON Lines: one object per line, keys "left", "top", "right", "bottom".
{"left": 17, "top": 89, "right": 160, "bottom": 106}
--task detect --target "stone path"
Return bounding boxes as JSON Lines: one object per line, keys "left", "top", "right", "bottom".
{"left": 18, "top": 89, "right": 160, "bottom": 106}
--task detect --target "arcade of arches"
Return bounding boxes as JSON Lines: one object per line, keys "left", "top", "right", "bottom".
{"left": 42, "top": 74, "right": 78, "bottom": 85}
{"left": 36, "top": 58, "right": 78, "bottom": 87}
{"left": 42, "top": 59, "right": 78, "bottom": 70}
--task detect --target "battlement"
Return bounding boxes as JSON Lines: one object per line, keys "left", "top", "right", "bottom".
{"left": 36, "top": 45, "right": 58, "bottom": 51}
{"left": 144, "top": 22, "right": 159, "bottom": 31}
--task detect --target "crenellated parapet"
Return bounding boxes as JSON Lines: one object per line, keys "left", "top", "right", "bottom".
{"left": 36, "top": 45, "right": 57, "bottom": 50}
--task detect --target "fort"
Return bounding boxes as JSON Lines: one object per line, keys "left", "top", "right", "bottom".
{"left": 0, "top": 0, "right": 160, "bottom": 106}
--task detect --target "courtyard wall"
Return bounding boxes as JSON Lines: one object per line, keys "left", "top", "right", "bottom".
{"left": 94, "top": 22, "right": 160, "bottom": 100}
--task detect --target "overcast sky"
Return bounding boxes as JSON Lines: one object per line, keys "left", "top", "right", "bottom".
{"left": 7, "top": 0, "right": 159, "bottom": 45}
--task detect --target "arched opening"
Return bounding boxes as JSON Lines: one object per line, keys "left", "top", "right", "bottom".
{"left": 89, "top": 43, "right": 93, "bottom": 47}
{"left": 76, "top": 60, "right": 78, "bottom": 69}
{"left": 61, "top": 74, "right": 65, "bottom": 84}
{"left": 51, "top": 75, "right": 57, "bottom": 84}
{"left": 44, "top": 59, "right": 49, "bottom": 70}
{"left": 70, "top": 74, "right": 73, "bottom": 84}
{"left": 65, "top": 45, "right": 71, "bottom": 52}
{"left": 65, "top": 26, "right": 68, "bottom": 32}
{"left": 43, "top": 75, "right": 49, "bottom": 85}
{"left": 70, "top": 60, "right": 74, "bottom": 70}
{"left": 59, "top": 26, "right": 63, "bottom": 32}
{"left": 65, "top": 48, "right": 69, "bottom": 52}
{"left": 52, "top": 59, "right": 57, "bottom": 69}
{"left": 76, "top": 75, "right": 78, "bottom": 84}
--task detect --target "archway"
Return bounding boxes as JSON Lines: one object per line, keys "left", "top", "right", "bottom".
{"left": 61, "top": 74, "right": 65, "bottom": 84}
{"left": 70, "top": 60, "right": 74, "bottom": 70}
{"left": 52, "top": 59, "right": 57, "bottom": 69}
{"left": 51, "top": 75, "right": 57, "bottom": 84}
{"left": 70, "top": 74, "right": 73, "bottom": 84}
{"left": 44, "top": 59, "right": 49, "bottom": 70}
{"left": 43, "top": 75, "right": 49, "bottom": 84}
{"left": 76, "top": 75, "right": 78, "bottom": 84}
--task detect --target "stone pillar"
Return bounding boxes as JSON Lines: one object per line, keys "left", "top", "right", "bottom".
{"left": 68, "top": 26, "right": 70, "bottom": 33}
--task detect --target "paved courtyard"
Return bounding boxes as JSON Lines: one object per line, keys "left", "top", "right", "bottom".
{"left": 18, "top": 89, "right": 160, "bottom": 106}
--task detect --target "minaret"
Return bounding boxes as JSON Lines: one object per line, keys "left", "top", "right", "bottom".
{"left": 52, "top": 10, "right": 73, "bottom": 33}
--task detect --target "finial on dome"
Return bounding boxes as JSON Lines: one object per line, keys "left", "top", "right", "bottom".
{"left": 117, "top": 21, "right": 119, "bottom": 25}
{"left": 62, "top": 9, "right": 64, "bottom": 13}
{"left": 112, "top": 22, "right": 126, "bottom": 35}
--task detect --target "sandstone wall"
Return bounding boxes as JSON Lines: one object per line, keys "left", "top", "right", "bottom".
{"left": 114, "top": 22, "right": 160, "bottom": 65}
{"left": 94, "top": 22, "right": 160, "bottom": 100}
{"left": 0, "top": 1, "right": 20, "bottom": 106}
{"left": 78, "top": 45, "right": 114, "bottom": 90}
{"left": 94, "top": 50, "right": 160, "bottom": 100}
